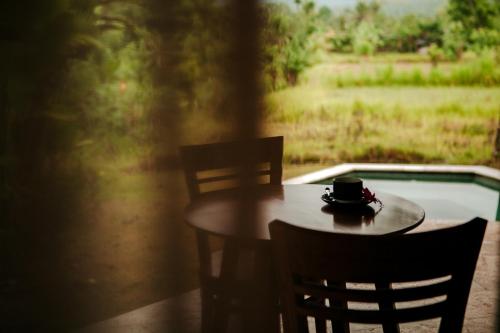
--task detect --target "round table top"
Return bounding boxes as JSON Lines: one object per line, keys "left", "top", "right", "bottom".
{"left": 185, "top": 184, "right": 425, "bottom": 241}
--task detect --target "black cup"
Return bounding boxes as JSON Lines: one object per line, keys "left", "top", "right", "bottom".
{"left": 333, "top": 177, "right": 363, "bottom": 203}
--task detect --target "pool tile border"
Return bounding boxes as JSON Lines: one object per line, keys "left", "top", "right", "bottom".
{"left": 284, "top": 163, "right": 500, "bottom": 185}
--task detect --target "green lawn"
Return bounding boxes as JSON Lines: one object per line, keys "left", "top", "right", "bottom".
{"left": 264, "top": 70, "right": 499, "bottom": 169}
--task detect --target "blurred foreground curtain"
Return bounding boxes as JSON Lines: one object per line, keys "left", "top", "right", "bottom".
{"left": 148, "top": 0, "right": 263, "bottom": 330}
{"left": 1, "top": 0, "right": 263, "bottom": 331}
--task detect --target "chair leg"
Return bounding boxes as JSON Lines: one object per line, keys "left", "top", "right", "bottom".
{"left": 314, "top": 314, "right": 327, "bottom": 333}
{"left": 200, "top": 287, "right": 214, "bottom": 333}
{"left": 297, "top": 315, "right": 309, "bottom": 332}
{"left": 211, "top": 297, "right": 230, "bottom": 333}
{"left": 375, "top": 282, "right": 400, "bottom": 333}
{"left": 210, "top": 240, "right": 240, "bottom": 333}
{"left": 197, "top": 231, "right": 214, "bottom": 333}
{"left": 328, "top": 281, "right": 350, "bottom": 333}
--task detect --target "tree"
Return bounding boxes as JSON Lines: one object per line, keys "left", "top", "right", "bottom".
{"left": 318, "top": 6, "right": 332, "bottom": 23}
{"left": 354, "top": 0, "right": 381, "bottom": 23}
{"left": 261, "top": 0, "right": 319, "bottom": 88}
{"left": 470, "top": 28, "right": 500, "bottom": 52}
{"left": 447, "top": 0, "right": 498, "bottom": 38}
{"left": 442, "top": 20, "right": 466, "bottom": 59}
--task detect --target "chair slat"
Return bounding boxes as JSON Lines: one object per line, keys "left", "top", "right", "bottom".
{"left": 297, "top": 301, "right": 447, "bottom": 324}
{"left": 197, "top": 170, "right": 271, "bottom": 184}
{"left": 180, "top": 136, "right": 283, "bottom": 198}
{"left": 294, "top": 278, "right": 450, "bottom": 303}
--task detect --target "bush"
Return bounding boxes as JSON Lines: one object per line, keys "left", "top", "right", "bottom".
{"left": 284, "top": 35, "right": 311, "bottom": 85}
{"left": 428, "top": 43, "right": 445, "bottom": 66}
{"left": 353, "top": 21, "right": 381, "bottom": 56}
{"left": 261, "top": 1, "right": 318, "bottom": 88}
{"left": 449, "top": 50, "right": 499, "bottom": 85}
{"left": 329, "top": 32, "right": 352, "bottom": 52}
{"left": 442, "top": 21, "right": 466, "bottom": 60}
{"left": 470, "top": 28, "right": 500, "bottom": 52}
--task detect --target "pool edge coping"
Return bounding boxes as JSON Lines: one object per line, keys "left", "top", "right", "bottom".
{"left": 284, "top": 163, "right": 500, "bottom": 185}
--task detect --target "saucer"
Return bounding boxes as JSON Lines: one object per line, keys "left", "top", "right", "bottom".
{"left": 321, "top": 193, "right": 370, "bottom": 207}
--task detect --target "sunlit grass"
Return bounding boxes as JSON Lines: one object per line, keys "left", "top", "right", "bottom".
{"left": 304, "top": 52, "right": 500, "bottom": 87}
{"left": 319, "top": 52, "right": 431, "bottom": 64}
{"left": 264, "top": 86, "right": 499, "bottom": 167}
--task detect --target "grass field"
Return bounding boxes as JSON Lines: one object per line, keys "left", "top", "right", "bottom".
{"left": 263, "top": 53, "right": 499, "bottom": 175}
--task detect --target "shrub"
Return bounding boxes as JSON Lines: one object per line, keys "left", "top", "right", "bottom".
{"left": 329, "top": 32, "right": 352, "bottom": 52}
{"left": 283, "top": 35, "right": 311, "bottom": 85}
{"left": 442, "top": 21, "right": 466, "bottom": 60}
{"left": 261, "top": 1, "right": 319, "bottom": 88}
{"left": 353, "top": 22, "right": 381, "bottom": 56}
{"left": 449, "top": 50, "right": 499, "bottom": 85}
{"left": 470, "top": 28, "right": 500, "bottom": 52}
{"left": 428, "top": 43, "right": 445, "bottom": 66}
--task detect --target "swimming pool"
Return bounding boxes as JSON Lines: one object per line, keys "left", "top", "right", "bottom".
{"left": 285, "top": 164, "right": 500, "bottom": 221}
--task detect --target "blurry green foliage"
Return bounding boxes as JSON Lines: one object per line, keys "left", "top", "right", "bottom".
{"left": 428, "top": 43, "right": 444, "bottom": 66}
{"left": 0, "top": 0, "right": 99, "bottom": 213}
{"left": 261, "top": 0, "right": 319, "bottom": 88}
{"left": 354, "top": 0, "right": 381, "bottom": 23}
{"left": 323, "top": 0, "right": 499, "bottom": 59}
{"left": 327, "top": 3, "right": 443, "bottom": 54}
{"left": 447, "top": 0, "right": 498, "bottom": 33}
{"left": 35, "top": 1, "right": 155, "bottom": 164}
{"left": 470, "top": 28, "right": 500, "bottom": 52}
{"left": 382, "top": 15, "right": 442, "bottom": 53}
{"left": 353, "top": 21, "right": 381, "bottom": 55}
{"left": 441, "top": 20, "right": 467, "bottom": 60}
{"left": 444, "top": 0, "right": 499, "bottom": 58}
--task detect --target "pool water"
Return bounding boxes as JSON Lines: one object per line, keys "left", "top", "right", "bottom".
{"left": 315, "top": 172, "right": 500, "bottom": 221}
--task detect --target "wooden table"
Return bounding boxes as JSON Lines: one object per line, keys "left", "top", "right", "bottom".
{"left": 185, "top": 184, "right": 425, "bottom": 240}
{"left": 185, "top": 184, "right": 425, "bottom": 333}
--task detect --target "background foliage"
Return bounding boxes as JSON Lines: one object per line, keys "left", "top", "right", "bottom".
{"left": 1, "top": 0, "right": 499, "bottom": 198}
{"left": 1, "top": 0, "right": 499, "bottom": 183}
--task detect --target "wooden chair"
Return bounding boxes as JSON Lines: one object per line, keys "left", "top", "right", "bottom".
{"left": 269, "top": 217, "right": 487, "bottom": 333}
{"left": 180, "top": 136, "right": 283, "bottom": 333}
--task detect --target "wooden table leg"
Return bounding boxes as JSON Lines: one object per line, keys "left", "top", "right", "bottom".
{"left": 211, "top": 240, "right": 280, "bottom": 333}
{"left": 249, "top": 243, "right": 280, "bottom": 333}
{"left": 211, "top": 240, "right": 240, "bottom": 333}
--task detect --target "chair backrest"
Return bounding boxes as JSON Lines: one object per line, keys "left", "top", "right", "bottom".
{"left": 269, "top": 218, "right": 487, "bottom": 333}
{"left": 179, "top": 136, "right": 283, "bottom": 199}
